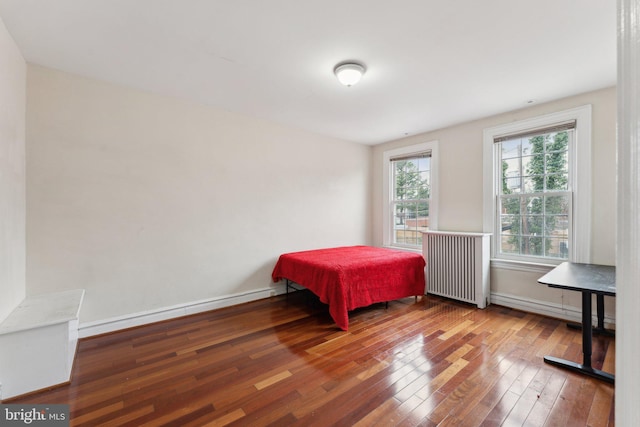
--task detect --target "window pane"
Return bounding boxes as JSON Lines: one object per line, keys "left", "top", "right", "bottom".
{"left": 523, "top": 176, "right": 544, "bottom": 193}
{"left": 525, "top": 196, "right": 543, "bottom": 215}
{"left": 546, "top": 214, "right": 569, "bottom": 236}
{"left": 500, "top": 197, "right": 521, "bottom": 215}
{"left": 501, "top": 215, "right": 519, "bottom": 233}
{"left": 524, "top": 153, "right": 543, "bottom": 174}
{"left": 503, "top": 157, "right": 521, "bottom": 178}
{"left": 547, "top": 131, "right": 569, "bottom": 151}
{"left": 503, "top": 177, "right": 522, "bottom": 193}
{"left": 521, "top": 155, "right": 533, "bottom": 174}
{"left": 545, "top": 195, "right": 569, "bottom": 215}
{"left": 417, "top": 200, "right": 429, "bottom": 219}
{"left": 420, "top": 171, "right": 430, "bottom": 185}
{"left": 523, "top": 236, "right": 544, "bottom": 256}
{"left": 501, "top": 139, "right": 521, "bottom": 159}
{"left": 528, "top": 134, "right": 549, "bottom": 152}
{"left": 546, "top": 150, "right": 568, "bottom": 171}
{"left": 417, "top": 157, "right": 430, "bottom": 171}
{"left": 545, "top": 173, "right": 568, "bottom": 191}
{"left": 523, "top": 215, "right": 544, "bottom": 236}
{"left": 500, "top": 235, "right": 520, "bottom": 254}
{"left": 545, "top": 237, "right": 569, "bottom": 258}
{"left": 394, "top": 203, "right": 410, "bottom": 223}
{"left": 521, "top": 138, "right": 533, "bottom": 156}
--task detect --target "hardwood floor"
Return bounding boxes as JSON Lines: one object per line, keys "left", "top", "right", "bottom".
{"left": 4, "top": 292, "right": 615, "bottom": 426}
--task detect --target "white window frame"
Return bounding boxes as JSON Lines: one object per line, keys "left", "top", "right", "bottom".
{"left": 483, "top": 105, "right": 592, "bottom": 269}
{"left": 383, "top": 141, "right": 439, "bottom": 250}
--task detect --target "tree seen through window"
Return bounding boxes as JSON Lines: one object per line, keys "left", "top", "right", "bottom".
{"left": 392, "top": 155, "right": 430, "bottom": 246}
{"left": 499, "top": 130, "right": 570, "bottom": 259}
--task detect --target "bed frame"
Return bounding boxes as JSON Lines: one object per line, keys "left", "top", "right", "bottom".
{"left": 272, "top": 245, "right": 426, "bottom": 330}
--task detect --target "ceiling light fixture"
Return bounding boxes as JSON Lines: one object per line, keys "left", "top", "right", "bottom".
{"left": 334, "top": 62, "right": 366, "bottom": 87}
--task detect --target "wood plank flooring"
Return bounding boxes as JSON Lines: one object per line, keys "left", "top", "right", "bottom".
{"left": 4, "top": 292, "right": 615, "bottom": 426}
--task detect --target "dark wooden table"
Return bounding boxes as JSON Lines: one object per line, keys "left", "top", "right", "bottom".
{"left": 537, "top": 262, "right": 615, "bottom": 383}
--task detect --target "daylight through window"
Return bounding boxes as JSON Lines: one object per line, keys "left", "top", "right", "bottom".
{"left": 391, "top": 152, "right": 431, "bottom": 247}
{"left": 496, "top": 123, "right": 574, "bottom": 261}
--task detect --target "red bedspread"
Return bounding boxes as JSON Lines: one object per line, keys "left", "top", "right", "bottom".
{"left": 271, "top": 246, "right": 426, "bottom": 330}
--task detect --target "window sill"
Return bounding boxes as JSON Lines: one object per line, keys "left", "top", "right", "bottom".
{"left": 383, "top": 245, "right": 423, "bottom": 254}
{"left": 490, "top": 258, "right": 556, "bottom": 274}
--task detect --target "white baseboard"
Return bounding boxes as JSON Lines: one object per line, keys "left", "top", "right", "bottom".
{"left": 79, "top": 287, "right": 615, "bottom": 338}
{"left": 490, "top": 292, "right": 616, "bottom": 328}
{"left": 79, "top": 284, "right": 287, "bottom": 338}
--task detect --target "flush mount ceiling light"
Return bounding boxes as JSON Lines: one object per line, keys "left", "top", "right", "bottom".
{"left": 334, "top": 62, "right": 366, "bottom": 87}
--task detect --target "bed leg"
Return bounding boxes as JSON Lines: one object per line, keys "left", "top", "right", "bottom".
{"left": 385, "top": 301, "right": 389, "bottom": 309}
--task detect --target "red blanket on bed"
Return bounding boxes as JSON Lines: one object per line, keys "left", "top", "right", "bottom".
{"left": 271, "top": 246, "right": 426, "bottom": 330}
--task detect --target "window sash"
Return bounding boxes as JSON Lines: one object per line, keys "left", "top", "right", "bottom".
{"left": 497, "top": 130, "right": 572, "bottom": 195}
{"left": 496, "top": 191, "right": 572, "bottom": 262}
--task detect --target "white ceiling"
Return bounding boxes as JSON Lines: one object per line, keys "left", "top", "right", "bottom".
{"left": 0, "top": 1, "right": 616, "bottom": 145}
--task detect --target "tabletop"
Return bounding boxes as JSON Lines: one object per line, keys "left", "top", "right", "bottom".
{"left": 537, "top": 262, "right": 616, "bottom": 295}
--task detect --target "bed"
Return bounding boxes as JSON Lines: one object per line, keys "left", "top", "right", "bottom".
{"left": 271, "top": 245, "right": 426, "bottom": 330}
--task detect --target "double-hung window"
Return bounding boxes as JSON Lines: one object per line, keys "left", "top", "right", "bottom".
{"left": 392, "top": 153, "right": 431, "bottom": 246}
{"left": 496, "top": 124, "right": 572, "bottom": 260}
{"left": 383, "top": 141, "right": 439, "bottom": 249}
{"left": 483, "top": 106, "right": 592, "bottom": 266}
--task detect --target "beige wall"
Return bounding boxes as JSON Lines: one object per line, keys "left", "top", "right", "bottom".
{"left": 373, "top": 87, "right": 617, "bottom": 318}
{"left": 26, "top": 65, "right": 372, "bottom": 324}
{"left": 23, "top": 62, "right": 617, "bottom": 326}
{"left": 0, "top": 16, "right": 26, "bottom": 323}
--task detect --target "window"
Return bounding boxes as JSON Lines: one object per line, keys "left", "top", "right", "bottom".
{"left": 392, "top": 153, "right": 431, "bottom": 246}
{"left": 497, "top": 124, "right": 572, "bottom": 260}
{"left": 483, "top": 106, "right": 592, "bottom": 266}
{"left": 383, "top": 141, "right": 438, "bottom": 249}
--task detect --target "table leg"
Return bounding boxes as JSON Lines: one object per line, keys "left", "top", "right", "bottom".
{"left": 566, "top": 294, "right": 615, "bottom": 336}
{"left": 581, "top": 290, "right": 592, "bottom": 368}
{"left": 594, "top": 294, "right": 615, "bottom": 336}
{"left": 543, "top": 290, "right": 614, "bottom": 383}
